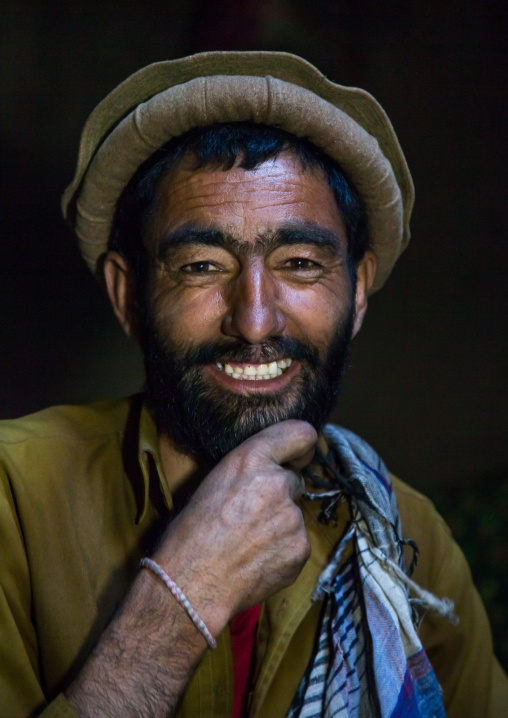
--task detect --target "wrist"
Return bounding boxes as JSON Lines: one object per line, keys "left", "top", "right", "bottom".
{"left": 151, "top": 549, "right": 233, "bottom": 640}
{"left": 140, "top": 558, "right": 216, "bottom": 649}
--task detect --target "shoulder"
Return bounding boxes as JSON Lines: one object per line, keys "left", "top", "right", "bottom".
{"left": 389, "top": 474, "right": 461, "bottom": 590}
{"left": 0, "top": 396, "right": 133, "bottom": 449}
{"left": 322, "top": 431, "right": 507, "bottom": 712}
{"left": 391, "top": 474, "right": 451, "bottom": 541}
{"left": 390, "top": 474, "right": 508, "bottom": 713}
{"left": 0, "top": 396, "right": 142, "bottom": 555}
{"left": 0, "top": 396, "right": 137, "bottom": 504}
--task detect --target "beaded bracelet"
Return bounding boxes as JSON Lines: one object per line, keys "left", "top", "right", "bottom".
{"left": 140, "top": 557, "right": 217, "bottom": 649}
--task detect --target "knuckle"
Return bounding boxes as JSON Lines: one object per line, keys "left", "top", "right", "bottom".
{"left": 285, "top": 504, "right": 303, "bottom": 533}
{"left": 294, "top": 521, "right": 311, "bottom": 559}
{"left": 301, "top": 535, "right": 312, "bottom": 560}
{"left": 286, "top": 536, "right": 310, "bottom": 575}
{"left": 265, "top": 470, "right": 290, "bottom": 500}
{"left": 246, "top": 490, "right": 269, "bottom": 517}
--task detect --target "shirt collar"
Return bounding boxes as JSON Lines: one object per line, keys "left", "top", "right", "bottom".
{"left": 136, "top": 400, "right": 173, "bottom": 523}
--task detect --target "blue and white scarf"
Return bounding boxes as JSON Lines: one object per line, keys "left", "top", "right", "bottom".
{"left": 288, "top": 425, "right": 456, "bottom": 718}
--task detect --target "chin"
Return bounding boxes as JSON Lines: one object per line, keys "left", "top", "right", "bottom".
{"left": 146, "top": 365, "right": 339, "bottom": 464}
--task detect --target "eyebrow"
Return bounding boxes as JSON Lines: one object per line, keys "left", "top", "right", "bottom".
{"left": 156, "top": 221, "right": 344, "bottom": 260}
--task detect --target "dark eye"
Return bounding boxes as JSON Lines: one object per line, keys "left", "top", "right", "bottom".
{"left": 181, "top": 261, "right": 220, "bottom": 273}
{"left": 284, "top": 258, "right": 320, "bottom": 271}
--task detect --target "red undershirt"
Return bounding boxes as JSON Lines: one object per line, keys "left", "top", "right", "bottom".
{"left": 230, "top": 604, "right": 262, "bottom": 718}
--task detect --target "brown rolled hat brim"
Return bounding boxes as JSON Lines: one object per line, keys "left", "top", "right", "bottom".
{"left": 62, "top": 50, "right": 414, "bottom": 293}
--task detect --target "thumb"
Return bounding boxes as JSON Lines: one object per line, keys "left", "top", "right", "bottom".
{"left": 247, "top": 420, "right": 317, "bottom": 470}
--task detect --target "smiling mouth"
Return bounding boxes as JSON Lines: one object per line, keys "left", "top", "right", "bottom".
{"left": 216, "top": 359, "right": 293, "bottom": 380}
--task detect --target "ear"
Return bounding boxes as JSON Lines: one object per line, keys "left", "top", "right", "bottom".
{"left": 103, "top": 251, "right": 141, "bottom": 342}
{"left": 352, "top": 250, "right": 377, "bottom": 338}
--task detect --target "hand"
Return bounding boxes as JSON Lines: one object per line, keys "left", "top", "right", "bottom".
{"left": 154, "top": 420, "right": 317, "bottom": 635}
{"left": 65, "top": 420, "right": 317, "bottom": 717}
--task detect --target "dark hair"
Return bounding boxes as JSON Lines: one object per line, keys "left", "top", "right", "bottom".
{"left": 109, "top": 122, "right": 369, "bottom": 288}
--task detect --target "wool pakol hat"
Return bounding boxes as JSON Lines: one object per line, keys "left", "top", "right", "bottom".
{"left": 62, "top": 50, "right": 414, "bottom": 292}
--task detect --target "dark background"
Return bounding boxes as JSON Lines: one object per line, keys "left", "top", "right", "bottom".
{"left": 1, "top": 0, "right": 507, "bottom": 662}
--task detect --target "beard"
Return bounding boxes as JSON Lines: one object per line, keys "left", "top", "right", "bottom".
{"left": 140, "top": 306, "right": 355, "bottom": 465}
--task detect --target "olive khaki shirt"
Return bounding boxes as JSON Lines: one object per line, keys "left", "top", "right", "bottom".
{"left": 0, "top": 396, "right": 506, "bottom": 717}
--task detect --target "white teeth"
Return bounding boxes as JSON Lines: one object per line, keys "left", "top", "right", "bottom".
{"left": 216, "top": 358, "right": 293, "bottom": 380}
{"left": 277, "top": 359, "right": 292, "bottom": 369}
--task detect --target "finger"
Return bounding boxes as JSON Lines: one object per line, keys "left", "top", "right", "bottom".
{"left": 286, "top": 444, "right": 315, "bottom": 473}
{"left": 284, "top": 469, "right": 306, "bottom": 501}
{"left": 245, "top": 420, "right": 318, "bottom": 468}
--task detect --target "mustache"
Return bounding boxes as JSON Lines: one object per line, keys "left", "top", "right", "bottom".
{"left": 168, "top": 336, "right": 320, "bottom": 369}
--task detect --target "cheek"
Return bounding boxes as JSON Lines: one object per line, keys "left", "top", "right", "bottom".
{"left": 150, "top": 284, "right": 227, "bottom": 346}
{"left": 276, "top": 281, "right": 352, "bottom": 350}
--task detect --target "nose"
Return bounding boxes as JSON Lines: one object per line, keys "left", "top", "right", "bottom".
{"left": 221, "top": 261, "right": 286, "bottom": 343}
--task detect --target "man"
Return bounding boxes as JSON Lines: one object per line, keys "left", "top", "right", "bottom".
{"left": 0, "top": 51, "right": 506, "bottom": 717}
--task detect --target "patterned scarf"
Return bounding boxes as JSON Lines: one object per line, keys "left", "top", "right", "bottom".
{"left": 287, "top": 425, "right": 456, "bottom": 718}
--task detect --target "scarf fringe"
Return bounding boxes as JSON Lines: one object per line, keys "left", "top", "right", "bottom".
{"left": 313, "top": 518, "right": 458, "bottom": 625}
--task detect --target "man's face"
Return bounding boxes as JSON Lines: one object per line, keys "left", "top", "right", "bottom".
{"left": 137, "top": 152, "right": 365, "bottom": 463}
